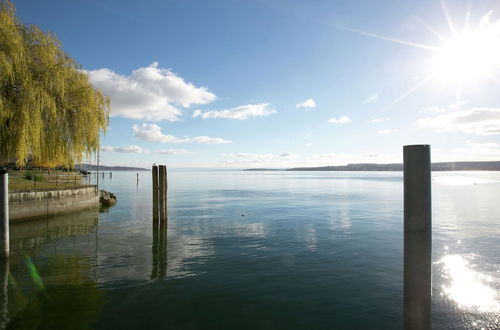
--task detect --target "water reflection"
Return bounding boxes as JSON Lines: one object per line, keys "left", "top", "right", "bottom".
{"left": 1, "top": 259, "right": 8, "bottom": 330}
{"left": 151, "top": 220, "right": 167, "bottom": 280}
{"left": 437, "top": 254, "right": 499, "bottom": 313}
{"left": 7, "top": 255, "right": 105, "bottom": 329}
{"left": 9, "top": 208, "right": 98, "bottom": 253}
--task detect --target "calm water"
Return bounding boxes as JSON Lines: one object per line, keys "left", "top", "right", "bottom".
{"left": 2, "top": 170, "right": 499, "bottom": 329}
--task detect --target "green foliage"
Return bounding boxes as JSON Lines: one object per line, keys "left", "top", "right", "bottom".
{"left": 24, "top": 172, "right": 45, "bottom": 181}
{"left": 0, "top": 0, "right": 109, "bottom": 167}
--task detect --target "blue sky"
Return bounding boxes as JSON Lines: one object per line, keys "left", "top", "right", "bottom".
{"left": 14, "top": 0, "right": 500, "bottom": 168}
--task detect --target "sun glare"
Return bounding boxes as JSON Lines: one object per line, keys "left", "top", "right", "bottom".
{"left": 339, "top": 5, "right": 500, "bottom": 108}
{"left": 432, "top": 11, "right": 500, "bottom": 84}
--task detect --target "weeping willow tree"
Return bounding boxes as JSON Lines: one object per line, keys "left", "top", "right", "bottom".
{"left": 0, "top": 0, "right": 109, "bottom": 168}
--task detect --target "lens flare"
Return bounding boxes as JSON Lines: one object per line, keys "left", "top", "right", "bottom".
{"left": 432, "top": 11, "right": 500, "bottom": 84}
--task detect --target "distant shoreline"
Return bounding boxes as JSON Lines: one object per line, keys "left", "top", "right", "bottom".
{"left": 76, "top": 164, "right": 149, "bottom": 171}
{"left": 245, "top": 161, "right": 500, "bottom": 171}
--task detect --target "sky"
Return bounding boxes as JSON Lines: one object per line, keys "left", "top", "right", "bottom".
{"left": 13, "top": 0, "right": 500, "bottom": 168}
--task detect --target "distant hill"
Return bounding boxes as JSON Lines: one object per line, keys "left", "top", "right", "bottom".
{"left": 245, "top": 161, "right": 500, "bottom": 171}
{"left": 76, "top": 164, "right": 149, "bottom": 171}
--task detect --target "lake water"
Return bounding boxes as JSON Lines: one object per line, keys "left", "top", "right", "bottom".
{"left": 2, "top": 170, "right": 499, "bottom": 329}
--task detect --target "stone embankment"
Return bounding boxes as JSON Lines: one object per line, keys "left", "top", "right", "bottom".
{"left": 9, "top": 187, "right": 117, "bottom": 222}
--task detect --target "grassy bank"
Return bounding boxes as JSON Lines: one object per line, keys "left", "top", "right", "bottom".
{"left": 8, "top": 171, "right": 91, "bottom": 191}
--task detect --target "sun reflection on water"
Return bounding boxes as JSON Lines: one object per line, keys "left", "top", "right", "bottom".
{"left": 437, "top": 254, "right": 499, "bottom": 313}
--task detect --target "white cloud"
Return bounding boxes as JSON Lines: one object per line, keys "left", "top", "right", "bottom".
{"left": 189, "top": 136, "right": 232, "bottom": 144}
{"left": 86, "top": 62, "right": 216, "bottom": 121}
{"left": 428, "top": 106, "right": 447, "bottom": 113}
{"left": 101, "top": 145, "right": 145, "bottom": 153}
{"left": 192, "top": 103, "right": 276, "bottom": 120}
{"left": 224, "top": 152, "right": 299, "bottom": 163}
{"left": 232, "top": 153, "right": 275, "bottom": 159}
{"left": 448, "top": 100, "right": 467, "bottom": 110}
{"left": 363, "top": 93, "right": 379, "bottom": 104}
{"left": 466, "top": 141, "right": 499, "bottom": 148}
{"left": 423, "top": 101, "right": 468, "bottom": 114}
{"left": 133, "top": 123, "right": 188, "bottom": 143}
{"left": 312, "top": 152, "right": 399, "bottom": 164}
{"left": 305, "top": 143, "right": 313, "bottom": 147}
{"left": 296, "top": 99, "right": 316, "bottom": 109}
{"left": 372, "top": 117, "right": 390, "bottom": 122}
{"left": 416, "top": 108, "right": 500, "bottom": 135}
{"left": 132, "top": 123, "right": 231, "bottom": 144}
{"left": 378, "top": 130, "right": 391, "bottom": 134}
{"left": 157, "top": 149, "right": 190, "bottom": 155}
{"left": 431, "top": 141, "right": 500, "bottom": 162}
{"left": 328, "top": 116, "right": 351, "bottom": 124}
{"left": 279, "top": 152, "right": 299, "bottom": 158}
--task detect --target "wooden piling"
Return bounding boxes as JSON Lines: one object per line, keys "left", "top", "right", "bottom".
{"left": 152, "top": 166, "right": 159, "bottom": 225}
{"left": 161, "top": 165, "right": 167, "bottom": 223}
{"left": 150, "top": 223, "right": 159, "bottom": 280}
{"left": 158, "top": 218, "right": 167, "bottom": 279}
{"left": 403, "top": 145, "right": 432, "bottom": 330}
{"left": 158, "top": 165, "right": 166, "bottom": 222}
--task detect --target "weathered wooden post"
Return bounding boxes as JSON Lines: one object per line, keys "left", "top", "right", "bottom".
{"left": 0, "top": 169, "right": 9, "bottom": 259}
{"left": 150, "top": 221, "right": 159, "bottom": 280}
{"left": 152, "top": 166, "right": 159, "bottom": 225}
{"left": 162, "top": 166, "right": 167, "bottom": 223}
{"left": 158, "top": 218, "right": 167, "bottom": 279}
{"left": 158, "top": 165, "right": 166, "bottom": 222}
{"left": 403, "top": 145, "right": 432, "bottom": 330}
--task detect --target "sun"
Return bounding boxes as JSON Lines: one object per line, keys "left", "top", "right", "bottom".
{"left": 431, "top": 11, "right": 500, "bottom": 84}
{"left": 337, "top": 3, "right": 500, "bottom": 108}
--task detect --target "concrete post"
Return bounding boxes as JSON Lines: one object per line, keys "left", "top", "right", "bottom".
{"left": 158, "top": 165, "right": 166, "bottom": 222}
{"left": 403, "top": 145, "right": 432, "bottom": 330}
{"left": 152, "top": 166, "right": 159, "bottom": 225}
{"left": 0, "top": 170, "right": 9, "bottom": 259}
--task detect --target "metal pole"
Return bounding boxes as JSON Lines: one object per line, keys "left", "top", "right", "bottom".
{"left": 403, "top": 145, "right": 432, "bottom": 330}
{"left": 96, "top": 148, "right": 100, "bottom": 190}
{"left": 0, "top": 169, "right": 9, "bottom": 259}
{"left": 152, "top": 166, "right": 159, "bottom": 225}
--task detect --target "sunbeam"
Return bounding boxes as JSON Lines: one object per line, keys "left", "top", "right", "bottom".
{"left": 335, "top": 24, "right": 438, "bottom": 51}
{"left": 337, "top": 3, "right": 500, "bottom": 108}
{"left": 441, "top": 0, "right": 457, "bottom": 36}
{"left": 381, "top": 75, "right": 433, "bottom": 112}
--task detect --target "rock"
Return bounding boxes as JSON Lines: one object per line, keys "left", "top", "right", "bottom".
{"left": 99, "top": 190, "right": 117, "bottom": 206}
